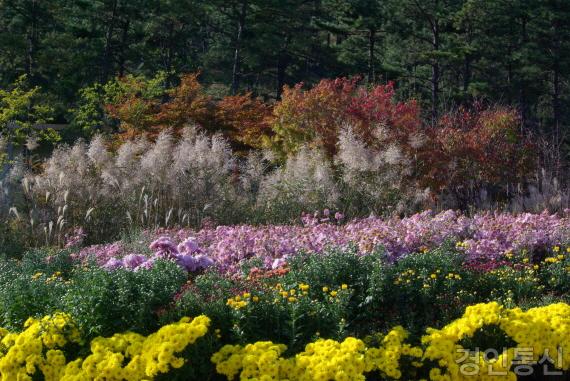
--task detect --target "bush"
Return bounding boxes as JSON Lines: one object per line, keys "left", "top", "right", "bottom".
{"left": 0, "top": 249, "right": 72, "bottom": 329}
{"left": 0, "top": 249, "right": 188, "bottom": 338}
{"left": 366, "top": 244, "right": 473, "bottom": 335}
{"left": 62, "top": 259, "right": 187, "bottom": 339}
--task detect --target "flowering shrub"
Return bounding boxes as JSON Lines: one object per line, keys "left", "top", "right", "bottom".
{"left": 213, "top": 301, "right": 570, "bottom": 381}
{"left": 0, "top": 313, "right": 81, "bottom": 381}
{"left": 101, "top": 236, "right": 214, "bottom": 272}
{"left": 2, "top": 303, "right": 570, "bottom": 380}
{"left": 423, "top": 302, "right": 570, "bottom": 380}
{"left": 3, "top": 241, "right": 570, "bottom": 379}
{"left": 211, "top": 328, "right": 423, "bottom": 381}
{"left": 0, "top": 252, "right": 187, "bottom": 338}
{"left": 0, "top": 314, "right": 210, "bottom": 381}
{"left": 61, "top": 315, "right": 210, "bottom": 380}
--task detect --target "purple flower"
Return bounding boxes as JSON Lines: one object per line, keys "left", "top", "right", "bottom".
{"left": 176, "top": 253, "right": 199, "bottom": 272}
{"left": 150, "top": 236, "right": 179, "bottom": 258}
{"left": 195, "top": 254, "right": 214, "bottom": 269}
{"left": 177, "top": 237, "right": 200, "bottom": 254}
{"left": 136, "top": 257, "right": 156, "bottom": 271}
{"left": 78, "top": 210, "right": 570, "bottom": 276}
{"left": 64, "top": 227, "right": 86, "bottom": 248}
{"left": 122, "top": 254, "right": 148, "bottom": 270}
{"left": 103, "top": 258, "right": 123, "bottom": 270}
{"left": 175, "top": 253, "right": 214, "bottom": 272}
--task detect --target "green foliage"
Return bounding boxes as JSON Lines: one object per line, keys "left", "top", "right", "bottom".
{"left": 62, "top": 259, "right": 186, "bottom": 339}
{"left": 366, "top": 244, "right": 474, "bottom": 335}
{"left": 0, "top": 75, "right": 57, "bottom": 145}
{"left": 0, "top": 222, "right": 26, "bottom": 258}
{"left": 0, "top": 249, "right": 72, "bottom": 329}
{"left": 68, "top": 83, "right": 106, "bottom": 137}
{"left": 167, "top": 271, "right": 237, "bottom": 333}
{"left": 472, "top": 266, "right": 544, "bottom": 308}
{"left": 281, "top": 246, "right": 377, "bottom": 314}
{"left": 69, "top": 72, "right": 168, "bottom": 137}
{"left": 0, "top": 251, "right": 187, "bottom": 340}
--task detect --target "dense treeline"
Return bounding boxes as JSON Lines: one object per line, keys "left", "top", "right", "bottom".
{"left": 0, "top": 0, "right": 569, "bottom": 151}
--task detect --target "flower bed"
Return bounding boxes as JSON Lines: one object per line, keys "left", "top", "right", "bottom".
{"left": 75, "top": 210, "right": 570, "bottom": 275}
{"left": 2, "top": 302, "right": 570, "bottom": 380}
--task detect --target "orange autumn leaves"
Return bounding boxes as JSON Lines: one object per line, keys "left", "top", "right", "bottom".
{"left": 105, "top": 73, "right": 272, "bottom": 147}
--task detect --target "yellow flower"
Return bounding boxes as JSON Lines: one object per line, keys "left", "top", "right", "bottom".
{"left": 252, "top": 296, "right": 260, "bottom": 302}
{"left": 322, "top": 287, "right": 329, "bottom": 293}
{"left": 341, "top": 284, "right": 348, "bottom": 290}
{"left": 330, "top": 291, "right": 338, "bottom": 297}
{"left": 288, "top": 297, "right": 297, "bottom": 303}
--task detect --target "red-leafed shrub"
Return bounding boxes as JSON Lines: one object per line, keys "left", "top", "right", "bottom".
{"left": 270, "top": 78, "right": 358, "bottom": 156}
{"left": 347, "top": 82, "right": 421, "bottom": 146}
{"left": 102, "top": 74, "right": 536, "bottom": 209}
{"left": 424, "top": 105, "right": 536, "bottom": 199}
{"left": 270, "top": 78, "right": 421, "bottom": 157}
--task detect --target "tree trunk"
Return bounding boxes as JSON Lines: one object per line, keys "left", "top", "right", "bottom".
{"left": 0, "top": 123, "right": 16, "bottom": 206}
{"left": 550, "top": 67, "right": 561, "bottom": 177}
{"left": 231, "top": 0, "right": 247, "bottom": 95}
{"left": 276, "top": 52, "right": 288, "bottom": 99}
{"left": 276, "top": 35, "right": 290, "bottom": 99}
{"left": 368, "top": 28, "right": 376, "bottom": 83}
{"left": 431, "top": 19, "right": 440, "bottom": 124}
{"left": 463, "top": 56, "right": 471, "bottom": 95}
{"left": 519, "top": 17, "right": 528, "bottom": 130}
{"left": 551, "top": 19, "right": 561, "bottom": 158}
{"left": 102, "top": 0, "right": 118, "bottom": 82}
{"left": 118, "top": 18, "right": 130, "bottom": 77}
{"left": 26, "top": 0, "right": 38, "bottom": 83}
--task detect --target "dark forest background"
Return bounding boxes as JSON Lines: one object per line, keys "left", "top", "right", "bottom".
{"left": 1, "top": 0, "right": 569, "bottom": 161}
